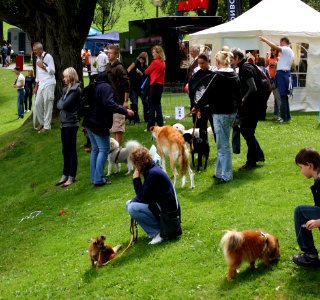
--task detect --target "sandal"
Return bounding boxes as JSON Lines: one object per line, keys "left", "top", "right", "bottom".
{"left": 62, "top": 179, "right": 74, "bottom": 187}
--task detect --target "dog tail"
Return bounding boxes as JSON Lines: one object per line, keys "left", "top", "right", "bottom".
{"left": 220, "top": 230, "right": 244, "bottom": 259}
{"left": 125, "top": 140, "right": 141, "bottom": 152}
{"left": 179, "top": 143, "right": 190, "bottom": 176}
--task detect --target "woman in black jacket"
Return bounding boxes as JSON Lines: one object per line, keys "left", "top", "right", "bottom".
{"left": 56, "top": 67, "right": 81, "bottom": 187}
{"left": 84, "top": 73, "right": 134, "bottom": 186}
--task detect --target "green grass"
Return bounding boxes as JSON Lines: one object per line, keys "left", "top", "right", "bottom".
{"left": 1, "top": 67, "right": 320, "bottom": 299}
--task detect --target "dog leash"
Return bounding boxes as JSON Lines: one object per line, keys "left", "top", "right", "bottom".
{"left": 102, "top": 218, "right": 138, "bottom": 266}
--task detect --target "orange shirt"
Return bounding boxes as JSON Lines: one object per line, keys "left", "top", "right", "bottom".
{"left": 82, "top": 50, "right": 91, "bottom": 65}
{"left": 267, "top": 56, "right": 278, "bottom": 79}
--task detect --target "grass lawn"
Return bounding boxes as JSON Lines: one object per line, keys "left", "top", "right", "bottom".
{"left": 1, "top": 67, "right": 320, "bottom": 299}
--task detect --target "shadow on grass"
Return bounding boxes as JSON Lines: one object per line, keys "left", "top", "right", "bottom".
{"left": 219, "top": 259, "right": 281, "bottom": 289}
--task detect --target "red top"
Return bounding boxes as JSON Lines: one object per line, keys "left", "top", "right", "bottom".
{"left": 145, "top": 58, "right": 166, "bottom": 85}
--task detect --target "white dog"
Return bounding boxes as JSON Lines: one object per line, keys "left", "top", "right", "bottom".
{"left": 107, "top": 138, "right": 141, "bottom": 176}
{"left": 172, "top": 123, "right": 213, "bottom": 139}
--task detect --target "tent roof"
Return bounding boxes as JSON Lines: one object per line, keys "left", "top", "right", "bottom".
{"left": 88, "top": 27, "right": 102, "bottom": 36}
{"left": 190, "top": 0, "right": 320, "bottom": 39}
{"left": 86, "top": 31, "right": 120, "bottom": 43}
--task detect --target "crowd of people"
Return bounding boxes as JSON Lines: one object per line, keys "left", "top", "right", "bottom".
{"left": 8, "top": 38, "right": 320, "bottom": 257}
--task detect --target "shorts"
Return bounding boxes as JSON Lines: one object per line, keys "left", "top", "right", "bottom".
{"left": 111, "top": 113, "right": 125, "bottom": 133}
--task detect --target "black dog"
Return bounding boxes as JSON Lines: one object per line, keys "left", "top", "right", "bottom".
{"left": 183, "top": 129, "right": 210, "bottom": 171}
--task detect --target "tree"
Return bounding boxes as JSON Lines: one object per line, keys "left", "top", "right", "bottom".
{"left": 93, "top": 0, "right": 124, "bottom": 33}
{"left": 0, "top": 0, "right": 97, "bottom": 98}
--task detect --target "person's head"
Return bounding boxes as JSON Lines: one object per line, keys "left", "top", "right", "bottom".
{"left": 270, "top": 48, "right": 279, "bottom": 58}
{"left": 28, "top": 70, "right": 34, "bottom": 77}
{"left": 13, "top": 66, "right": 20, "bottom": 75}
{"left": 138, "top": 51, "right": 148, "bottom": 65}
{"left": 215, "top": 50, "right": 232, "bottom": 68}
{"left": 130, "top": 147, "right": 153, "bottom": 172}
{"left": 33, "top": 42, "right": 44, "bottom": 57}
{"left": 107, "top": 45, "right": 120, "bottom": 63}
{"left": 190, "top": 45, "right": 200, "bottom": 59}
{"left": 221, "top": 45, "right": 230, "bottom": 52}
{"left": 63, "top": 67, "right": 79, "bottom": 86}
{"left": 197, "top": 53, "right": 210, "bottom": 70}
{"left": 256, "top": 57, "right": 266, "bottom": 67}
{"left": 230, "top": 48, "right": 245, "bottom": 67}
{"left": 151, "top": 45, "right": 165, "bottom": 61}
{"left": 295, "top": 147, "right": 320, "bottom": 178}
{"left": 280, "top": 37, "right": 290, "bottom": 46}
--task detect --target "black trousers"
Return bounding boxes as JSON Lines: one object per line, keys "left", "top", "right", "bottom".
{"left": 61, "top": 126, "right": 78, "bottom": 178}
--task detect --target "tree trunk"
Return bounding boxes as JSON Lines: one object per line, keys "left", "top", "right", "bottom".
{"left": 0, "top": 0, "right": 97, "bottom": 114}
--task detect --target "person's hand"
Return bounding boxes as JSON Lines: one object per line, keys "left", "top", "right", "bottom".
{"left": 133, "top": 168, "right": 140, "bottom": 178}
{"left": 123, "top": 101, "right": 129, "bottom": 109}
{"left": 183, "top": 84, "right": 189, "bottom": 93}
{"left": 33, "top": 85, "right": 38, "bottom": 95}
{"left": 191, "top": 107, "right": 198, "bottom": 114}
{"left": 258, "top": 36, "right": 265, "bottom": 42}
{"left": 127, "top": 109, "right": 134, "bottom": 117}
{"left": 305, "top": 219, "right": 320, "bottom": 230}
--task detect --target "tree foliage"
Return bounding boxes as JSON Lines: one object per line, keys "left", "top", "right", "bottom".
{"left": 93, "top": 0, "right": 124, "bottom": 33}
{"left": 0, "top": 0, "right": 97, "bottom": 99}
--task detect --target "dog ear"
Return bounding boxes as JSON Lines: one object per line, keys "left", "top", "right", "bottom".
{"left": 150, "top": 126, "right": 154, "bottom": 132}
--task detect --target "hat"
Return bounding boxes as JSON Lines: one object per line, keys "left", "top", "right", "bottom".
{"left": 14, "top": 67, "right": 20, "bottom": 71}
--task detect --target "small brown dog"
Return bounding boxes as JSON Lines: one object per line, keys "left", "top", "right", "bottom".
{"left": 220, "top": 230, "right": 280, "bottom": 281}
{"left": 89, "top": 235, "right": 122, "bottom": 268}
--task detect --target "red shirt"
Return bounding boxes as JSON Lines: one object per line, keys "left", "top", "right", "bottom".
{"left": 144, "top": 58, "right": 166, "bottom": 85}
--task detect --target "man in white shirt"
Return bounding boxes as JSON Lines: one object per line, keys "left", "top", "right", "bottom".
{"left": 33, "top": 42, "right": 56, "bottom": 132}
{"left": 259, "top": 36, "right": 294, "bottom": 122}
{"left": 13, "top": 66, "right": 25, "bottom": 119}
{"left": 96, "top": 49, "right": 109, "bottom": 74}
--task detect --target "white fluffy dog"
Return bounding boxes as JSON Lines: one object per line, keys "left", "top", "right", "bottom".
{"left": 107, "top": 138, "right": 141, "bottom": 176}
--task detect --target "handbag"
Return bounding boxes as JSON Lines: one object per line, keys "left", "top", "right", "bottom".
{"left": 232, "top": 125, "right": 241, "bottom": 154}
{"left": 157, "top": 189, "right": 182, "bottom": 239}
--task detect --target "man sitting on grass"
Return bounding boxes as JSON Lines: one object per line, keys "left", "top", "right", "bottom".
{"left": 293, "top": 147, "right": 320, "bottom": 267}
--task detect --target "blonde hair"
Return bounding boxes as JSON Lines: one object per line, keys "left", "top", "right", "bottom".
{"left": 215, "top": 50, "right": 232, "bottom": 67}
{"left": 138, "top": 51, "right": 148, "bottom": 65}
{"left": 63, "top": 67, "right": 78, "bottom": 85}
{"left": 28, "top": 70, "right": 34, "bottom": 77}
{"left": 152, "top": 45, "right": 166, "bottom": 61}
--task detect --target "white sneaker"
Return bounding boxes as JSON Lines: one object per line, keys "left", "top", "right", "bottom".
{"left": 148, "top": 233, "right": 163, "bottom": 245}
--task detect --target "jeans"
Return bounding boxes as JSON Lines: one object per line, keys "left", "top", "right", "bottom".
{"left": 86, "top": 128, "right": 110, "bottom": 184}
{"left": 61, "top": 126, "right": 78, "bottom": 180}
{"left": 294, "top": 205, "right": 320, "bottom": 255}
{"left": 126, "top": 200, "right": 160, "bottom": 238}
{"left": 280, "top": 95, "right": 291, "bottom": 121}
{"left": 240, "top": 116, "right": 264, "bottom": 165}
{"left": 213, "top": 113, "right": 236, "bottom": 181}
{"left": 17, "top": 89, "right": 25, "bottom": 118}
{"left": 147, "top": 83, "right": 163, "bottom": 130}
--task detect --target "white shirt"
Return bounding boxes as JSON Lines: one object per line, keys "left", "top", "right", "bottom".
{"left": 277, "top": 46, "right": 294, "bottom": 71}
{"left": 96, "top": 51, "right": 109, "bottom": 72}
{"left": 16, "top": 73, "right": 25, "bottom": 89}
{"left": 36, "top": 51, "right": 56, "bottom": 88}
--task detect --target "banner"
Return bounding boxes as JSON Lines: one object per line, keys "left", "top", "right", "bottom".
{"left": 226, "top": 0, "right": 242, "bottom": 21}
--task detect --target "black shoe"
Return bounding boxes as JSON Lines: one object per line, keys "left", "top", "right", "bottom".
{"left": 257, "top": 156, "right": 265, "bottom": 162}
{"left": 216, "top": 178, "right": 228, "bottom": 185}
{"left": 94, "top": 180, "right": 112, "bottom": 187}
{"left": 292, "top": 253, "right": 320, "bottom": 267}
{"left": 238, "top": 162, "right": 257, "bottom": 171}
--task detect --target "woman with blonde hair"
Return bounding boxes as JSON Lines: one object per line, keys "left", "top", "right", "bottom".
{"left": 192, "top": 50, "right": 241, "bottom": 184}
{"left": 144, "top": 45, "right": 166, "bottom": 131}
{"left": 56, "top": 67, "right": 81, "bottom": 187}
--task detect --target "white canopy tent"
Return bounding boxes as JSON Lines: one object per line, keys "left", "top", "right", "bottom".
{"left": 190, "top": 0, "right": 320, "bottom": 112}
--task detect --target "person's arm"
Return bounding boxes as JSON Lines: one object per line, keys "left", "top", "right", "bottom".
{"left": 14, "top": 77, "right": 24, "bottom": 89}
{"left": 127, "top": 62, "right": 136, "bottom": 73}
{"left": 259, "top": 36, "right": 282, "bottom": 52}
{"left": 242, "top": 77, "right": 257, "bottom": 104}
{"left": 57, "top": 87, "right": 80, "bottom": 111}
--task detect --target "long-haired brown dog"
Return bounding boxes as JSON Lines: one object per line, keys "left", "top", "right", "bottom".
{"left": 220, "top": 230, "right": 280, "bottom": 281}
{"left": 89, "top": 235, "right": 122, "bottom": 268}
{"left": 150, "top": 125, "right": 195, "bottom": 188}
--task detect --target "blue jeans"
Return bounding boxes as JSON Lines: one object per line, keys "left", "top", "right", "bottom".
{"left": 147, "top": 83, "right": 163, "bottom": 130}
{"left": 213, "top": 113, "right": 236, "bottom": 181}
{"left": 126, "top": 200, "right": 160, "bottom": 238}
{"left": 86, "top": 128, "right": 110, "bottom": 184}
{"left": 61, "top": 126, "right": 78, "bottom": 180}
{"left": 294, "top": 205, "right": 320, "bottom": 255}
{"left": 17, "top": 89, "right": 25, "bottom": 118}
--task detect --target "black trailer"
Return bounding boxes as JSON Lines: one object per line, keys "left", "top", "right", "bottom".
{"left": 120, "top": 16, "right": 222, "bottom": 84}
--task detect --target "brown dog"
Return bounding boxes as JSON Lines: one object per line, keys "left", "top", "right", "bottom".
{"left": 89, "top": 235, "right": 122, "bottom": 268}
{"left": 220, "top": 230, "right": 280, "bottom": 281}
{"left": 150, "top": 125, "right": 195, "bottom": 188}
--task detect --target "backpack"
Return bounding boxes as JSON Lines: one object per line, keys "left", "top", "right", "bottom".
{"left": 78, "top": 82, "right": 96, "bottom": 118}
{"left": 252, "top": 64, "right": 272, "bottom": 93}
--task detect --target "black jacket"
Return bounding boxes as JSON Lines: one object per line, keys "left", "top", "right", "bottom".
{"left": 84, "top": 80, "right": 128, "bottom": 136}
{"left": 57, "top": 82, "right": 81, "bottom": 128}
{"left": 311, "top": 177, "right": 320, "bottom": 207}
